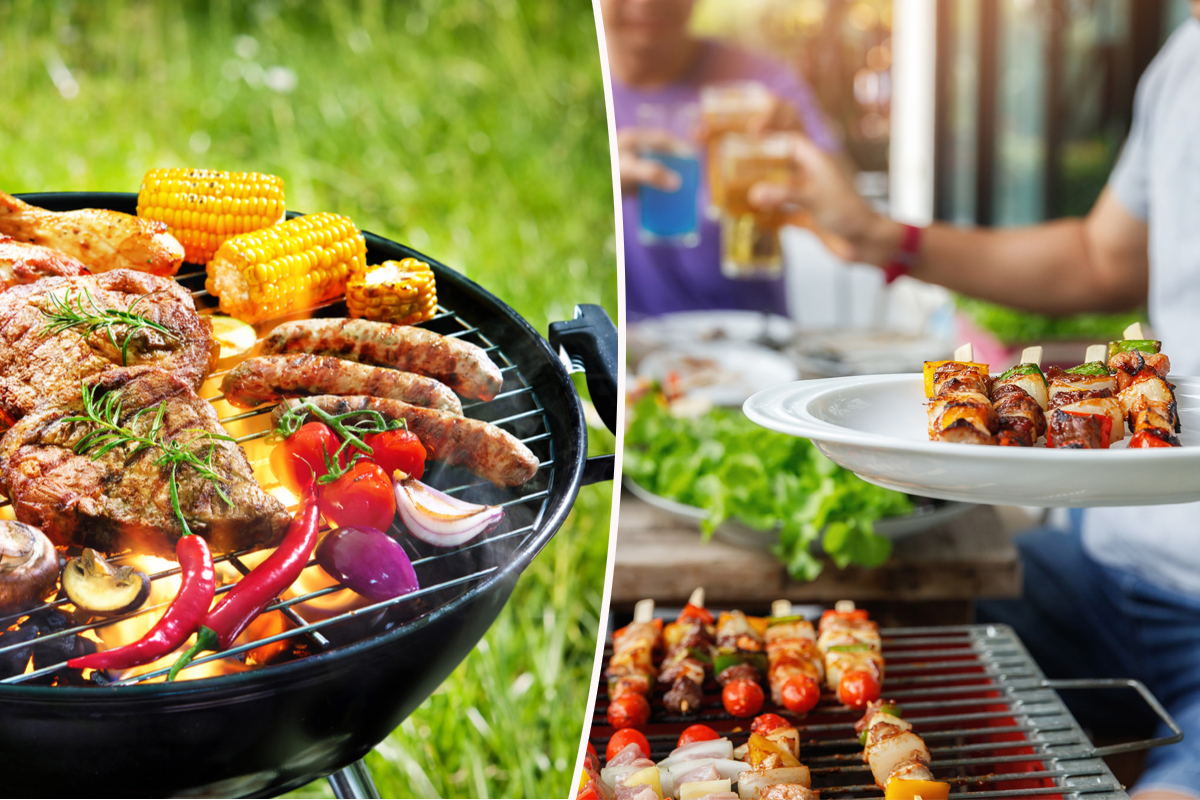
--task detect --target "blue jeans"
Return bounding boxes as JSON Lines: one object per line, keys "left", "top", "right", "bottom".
{"left": 977, "top": 512, "right": 1200, "bottom": 796}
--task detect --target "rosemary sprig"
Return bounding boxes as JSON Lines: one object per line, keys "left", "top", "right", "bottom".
{"left": 273, "top": 398, "right": 405, "bottom": 463}
{"left": 63, "top": 382, "right": 236, "bottom": 536}
{"left": 40, "top": 288, "right": 175, "bottom": 366}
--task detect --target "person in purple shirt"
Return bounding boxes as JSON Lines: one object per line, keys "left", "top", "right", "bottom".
{"left": 602, "top": 0, "right": 839, "bottom": 320}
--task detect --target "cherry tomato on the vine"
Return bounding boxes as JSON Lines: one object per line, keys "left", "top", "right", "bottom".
{"left": 781, "top": 674, "right": 821, "bottom": 714}
{"left": 606, "top": 693, "right": 651, "bottom": 730}
{"left": 349, "top": 428, "right": 427, "bottom": 480}
{"left": 838, "top": 670, "right": 881, "bottom": 709}
{"left": 677, "top": 724, "right": 720, "bottom": 747}
{"left": 606, "top": 728, "right": 651, "bottom": 761}
{"left": 722, "top": 679, "right": 764, "bottom": 718}
{"left": 318, "top": 461, "right": 396, "bottom": 531}
{"left": 270, "top": 422, "right": 342, "bottom": 496}
{"left": 750, "top": 713, "right": 789, "bottom": 736}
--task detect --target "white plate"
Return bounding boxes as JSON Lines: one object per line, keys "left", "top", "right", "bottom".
{"left": 743, "top": 374, "right": 1200, "bottom": 507}
{"left": 637, "top": 342, "right": 799, "bottom": 407}
{"left": 629, "top": 310, "right": 795, "bottom": 353}
{"left": 623, "top": 477, "right": 974, "bottom": 549}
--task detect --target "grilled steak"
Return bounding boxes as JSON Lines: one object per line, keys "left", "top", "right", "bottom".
{"left": 0, "top": 367, "right": 291, "bottom": 558}
{"left": 0, "top": 269, "right": 218, "bottom": 426}
{"left": 222, "top": 354, "right": 464, "bottom": 415}
{"left": 0, "top": 234, "right": 89, "bottom": 289}
{"left": 260, "top": 318, "right": 504, "bottom": 401}
{"left": 271, "top": 395, "right": 539, "bottom": 486}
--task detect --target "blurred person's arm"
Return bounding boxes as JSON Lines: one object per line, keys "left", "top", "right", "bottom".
{"left": 750, "top": 135, "right": 1150, "bottom": 315}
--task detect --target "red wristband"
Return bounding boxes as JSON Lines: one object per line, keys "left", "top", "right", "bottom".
{"left": 882, "top": 224, "right": 922, "bottom": 284}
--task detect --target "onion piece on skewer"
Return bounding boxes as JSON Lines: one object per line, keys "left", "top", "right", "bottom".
{"left": 393, "top": 477, "right": 504, "bottom": 547}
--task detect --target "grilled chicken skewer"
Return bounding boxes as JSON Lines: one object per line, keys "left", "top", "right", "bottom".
{"left": 735, "top": 715, "right": 814, "bottom": 800}
{"left": 606, "top": 598, "right": 661, "bottom": 730}
{"left": 925, "top": 344, "right": 997, "bottom": 444}
{"left": 1109, "top": 323, "right": 1181, "bottom": 448}
{"left": 715, "top": 610, "right": 768, "bottom": 718}
{"left": 660, "top": 587, "right": 716, "bottom": 716}
{"left": 855, "top": 700, "right": 949, "bottom": 799}
{"left": 0, "top": 190, "right": 184, "bottom": 277}
{"left": 816, "top": 600, "right": 883, "bottom": 709}
{"left": 989, "top": 346, "right": 1048, "bottom": 447}
{"left": 764, "top": 600, "right": 823, "bottom": 715}
{"left": 1046, "top": 344, "right": 1124, "bottom": 449}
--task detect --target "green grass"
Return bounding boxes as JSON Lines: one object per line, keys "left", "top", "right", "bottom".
{"left": 0, "top": 1, "right": 615, "bottom": 796}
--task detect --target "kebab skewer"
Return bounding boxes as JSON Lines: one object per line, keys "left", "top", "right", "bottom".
{"left": 606, "top": 598, "right": 661, "bottom": 730}
{"left": 855, "top": 700, "right": 949, "bottom": 800}
{"left": 734, "top": 714, "right": 815, "bottom": 800}
{"left": 1109, "top": 323, "right": 1180, "bottom": 448}
{"left": 714, "top": 610, "right": 768, "bottom": 718}
{"left": 660, "top": 588, "right": 717, "bottom": 717}
{"left": 764, "top": 600, "right": 822, "bottom": 715}
{"left": 925, "top": 343, "right": 998, "bottom": 444}
{"left": 816, "top": 600, "right": 883, "bottom": 709}
{"left": 989, "top": 345, "right": 1048, "bottom": 447}
{"left": 1046, "top": 344, "right": 1123, "bottom": 449}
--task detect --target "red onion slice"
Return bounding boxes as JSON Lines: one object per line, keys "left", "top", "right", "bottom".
{"left": 314, "top": 526, "right": 420, "bottom": 603}
{"left": 394, "top": 478, "right": 504, "bottom": 547}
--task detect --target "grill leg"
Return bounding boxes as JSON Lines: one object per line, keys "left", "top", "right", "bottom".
{"left": 327, "top": 760, "right": 380, "bottom": 799}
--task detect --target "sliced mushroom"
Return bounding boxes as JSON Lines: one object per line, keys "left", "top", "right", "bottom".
{"left": 0, "top": 521, "right": 60, "bottom": 616}
{"left": 61, "top": 549, "right": 150, "bottom": 616}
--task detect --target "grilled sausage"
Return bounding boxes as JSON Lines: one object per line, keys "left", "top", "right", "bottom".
{"left": 270, "top": 395, "right": 539, "bottom": 486}
{"left": 221, "top": 354, "right": 463, "bottom": 415}
{"left": 260, "top": 318, "right": 504, "bottom": 401}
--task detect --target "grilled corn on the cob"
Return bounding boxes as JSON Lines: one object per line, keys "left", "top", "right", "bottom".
{"left": 346, "top": 258, "right": 438, "bottom": 325}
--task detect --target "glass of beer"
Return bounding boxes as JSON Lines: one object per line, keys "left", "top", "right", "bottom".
{"left": 635, "top": 103, "right": 701, "bottom": 246}
{"left": 715, "top": 132, "right": 793, "bottom": 279}
{"left": 699, "top": 81, "right": 773, "bottom": 218}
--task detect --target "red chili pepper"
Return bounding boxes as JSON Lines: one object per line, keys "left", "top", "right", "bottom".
{"left": 68, "top": 535, "right": 215, "bottom": 672}
{"left": 167, "top": 483, "right": 321, "bottom": 681}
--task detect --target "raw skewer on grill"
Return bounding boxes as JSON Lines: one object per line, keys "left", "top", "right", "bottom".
{"left": 660, "top": 587, "right": 716, "bottom": 716}
{"left": 714, "top": 609, "right": 768, "bottom": 718}
{"left": 989, "top": 346, "right": 1048, "bottom": 447}
{"left": 606, "top": 598, "right": 661, "bottom": 730}
{"left": 925, "top": 343, "right": 997, "bottom": 444}
{"left": 854, "top": 700, "right": 949, "bottom": 799}
{"left": 735, "top": 714, "right": 815, "bottom": 800}
{"left": 1109, "top": 322, "right": 1181, "bottom": 447}
{"left": 1046, "top": 344, "right": 1124, "bottom": 448}
{"left": 816, "top": 600, "right": 883, "bottom": 709}
{"left": 764, "top": 600, "right": 822, "bottom": 715}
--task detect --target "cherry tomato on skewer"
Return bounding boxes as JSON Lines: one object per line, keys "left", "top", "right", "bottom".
{"left": 750, "top": 713, "right": 789, "bottom": 736}
{"left": 838, "top": 670, "right": 881, "bottom": 709}
{"left": 606, "top": 728, "right": 651, "bottom": 761}
{"left": 606, "top": 693, "right": 651, "bottom": 730}
{"left": 677, "top": 724, "right": 720, "bottom": 747}
{"left": 722, "top": 679, "right": 764, "bottom": 718}
{"left": 781, "top": 674, "right": 821, "bottom": 714}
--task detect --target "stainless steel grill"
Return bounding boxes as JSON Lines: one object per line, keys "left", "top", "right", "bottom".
{"left": 591, "top": 623, "right": 1182, "bottom": 800}
{"left": 0, "top": 269, "right": 558, "bottom": 687}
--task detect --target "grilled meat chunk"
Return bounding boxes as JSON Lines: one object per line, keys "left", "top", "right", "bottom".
{"left": 270, "top": 394, "right": 539, "bottom": 486}
{"left": 0, "top": 235, "right": 89, "bottom": 289}
{"left": 221, "top": 354, "right": 463, "bottom": 415}
{"left": 0, "top": 367, "right": 291, "bottom": 558}
{"left": 663, "top": 674, "right": 704, "bottom": 715}
{"left": 991, "top": 383, "right": 1046, "bottom": 447}
{"left": 0, "top": 190, "right": 183, "bottom": 276}
{"left": 260, "top": 317, "right": 504, "bottom": 401}
{"left": 927, "top": 391, "right": 998, "bottom": 444}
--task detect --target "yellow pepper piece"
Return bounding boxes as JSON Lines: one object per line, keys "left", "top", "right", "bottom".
{"left": 885, "top": 778, "right": 950, "bottom": 800}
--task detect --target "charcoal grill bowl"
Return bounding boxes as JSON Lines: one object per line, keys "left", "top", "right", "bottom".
{"left": 0, "top": 193, "right": 612, "bottom": 797}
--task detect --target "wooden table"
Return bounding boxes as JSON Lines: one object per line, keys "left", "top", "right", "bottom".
{"left": 611, "top": 491, "right": 1023, "bottom": 626}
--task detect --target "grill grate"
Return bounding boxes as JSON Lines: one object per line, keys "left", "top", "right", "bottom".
{"left": 0, "top": 272, "right": 558, "bottom": 686}
{"left": 591, "top": 623, "right": 1183, "bottom": 800}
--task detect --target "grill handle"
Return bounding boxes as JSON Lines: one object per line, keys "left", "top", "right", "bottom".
{"left": 1042, "top": 678, "right": 1184, "bottom": 756}
{"left": 549, "top": 304, "right": 618, "bottom": 434}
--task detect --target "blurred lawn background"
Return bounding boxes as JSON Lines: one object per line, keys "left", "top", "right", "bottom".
{"left": 0, "top": 0, "right": 615, "bottom": 797}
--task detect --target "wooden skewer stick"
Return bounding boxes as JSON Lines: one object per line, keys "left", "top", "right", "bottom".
{"left": 1019, "top": 345, "right": 1043, "bottom": 366}
{"left": 1124, "top": 322, "right": 1145, "bottom": 339}
{"left": 633, "top": 598, "right": 655, "bottom": 624}
{"left": 772, "top": 599, "right": 793, "bottom": 618}
{"left": 688, "top": 587, "right": 706, "bottom": 609}
{"left": 953, "top": 343, "right": 975, "bottom": 362}
{"left": 1084, "top": 344, "right": 1108, "bottom": 363}
{"left": 834, "top": 599, "right": 856, "bottom": 613}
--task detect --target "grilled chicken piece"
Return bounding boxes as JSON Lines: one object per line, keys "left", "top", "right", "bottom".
{"left": 1128, "top": 399, "right": 1182, "bottom": 447}
{"left": 221, "top": 354, "right": 464, "bottom": 415}
{"left": 1047, "top": 403, "right": 1113, "bottom": 449}
{"left": 991, "top": 383, "right": 1046, "bottom": 446}
{"left": 270, "top": 394, "right": 539, "bottom": 486}
{"left": 930, "top": 362, "right": 990, "bottom": 397}
{"left": 0, "top": 367, "right": 291, "bottom": 558}
{"left": 1046, "top": 366, "right": 1117, "bottom": 410}
{"left": 1118, "top": 369, "right": 1179, "bottom": 433}
{"left": 0, "top": 191, "right": 183, "bottom": 277}
{"left": 1110, "top": 349, "right": 1171, "bottom": 392}
{"left": 0, "top": 270, "right": 218, "bottom": 426}
{"left": 260, "top": 317, "right": 504, "bottom": 401}
{"left": 927, "top": 391, "right": 998, "bottom": 444}
{"left": 0, "top": 235, "right": 89, "bottom": 289}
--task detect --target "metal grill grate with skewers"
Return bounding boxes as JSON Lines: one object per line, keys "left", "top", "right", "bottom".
{"left": 590, "top": 623, "right": 1183, "bottom": 800}
{"left": 0, "top": 268, "right": 559, "bottom": 686}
